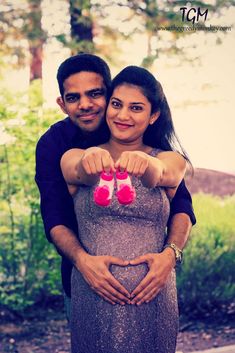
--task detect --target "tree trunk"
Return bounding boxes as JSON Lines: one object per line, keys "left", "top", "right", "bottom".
{"left": 29, "top": 45, "right": 43, "bottom": 81}
{"left": 27, "top": 0, "right": 44, "bottom": 82}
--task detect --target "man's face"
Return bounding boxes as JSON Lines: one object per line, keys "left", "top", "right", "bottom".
{"left": 57, "top": 71, "right": 107, "bottom": 133}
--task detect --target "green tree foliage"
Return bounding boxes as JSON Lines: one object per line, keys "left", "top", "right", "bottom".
{"left": 0, "top": 82, "right": 61, "bottom": 310}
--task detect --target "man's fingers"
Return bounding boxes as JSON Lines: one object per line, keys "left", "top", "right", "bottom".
{"left": 131, "top": 280, "right": 156, "bottom": 304}
{"left": 94, "top": 276, "right": 130, "bottom": 304}
{"left": 136, "top": 287, "right": 158, "bottom": 305}
{"left": 145, "top": 288, "right": 159, "bottom": 303}
{"left": 129, "top": 254, "right": 149, "bottom": 266}
{"left": 96, "top": 289, "right": 116, "bottom": 305}
{"left": 108, "top": 256, "right": 129, "bottom": 267}
{"left": 101, "top": 282, "right": 130, "bottom": 304}
{"left": 107, "top": 274, "right": 131, "bottom": 299}
{"left": 130, "top": 275, "right": 152, "bottom": 298}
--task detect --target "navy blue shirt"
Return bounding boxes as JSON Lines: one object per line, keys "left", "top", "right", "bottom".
{"left": 35, "top": 117, "right": 196, "bottom": 297}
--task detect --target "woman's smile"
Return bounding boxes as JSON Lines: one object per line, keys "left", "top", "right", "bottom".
{"left": 114, "top": 121, "right": 134, "bottom": 130}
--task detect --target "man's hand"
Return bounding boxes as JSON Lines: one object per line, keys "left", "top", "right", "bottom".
{"left": 50, "top": 226, "right": 130, "bottom": 305}
{"left": 82, "top": 147, "right": 115, "bottom": 175}
{"left": 129, "top": 249, "right": 175, "bottom": 305}
{"left": 76, "top": 252, "right": 131, "bottom": 305}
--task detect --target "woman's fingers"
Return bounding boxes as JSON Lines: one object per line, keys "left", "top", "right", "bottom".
{"left": 115, "top": 151, "right": 149, "bottom": 176}
{"left": 82, "top": 148, "right": 115, "bottom": 174}
{"left": 101, "top": 154, "right": 116, "bottom": 173}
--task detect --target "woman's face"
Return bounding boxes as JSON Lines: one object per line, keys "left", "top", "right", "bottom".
{"left": 106, "top": 84, "right": 159, "bottom": 144}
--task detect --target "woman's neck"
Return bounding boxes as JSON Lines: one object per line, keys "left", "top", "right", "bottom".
{"left": 101, "top": 138, "right": 150, "bottom": 161}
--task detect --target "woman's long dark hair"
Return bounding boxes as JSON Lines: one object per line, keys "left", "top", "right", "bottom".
{"left": 110, "top": 66, "right": 191, "bottom": 165}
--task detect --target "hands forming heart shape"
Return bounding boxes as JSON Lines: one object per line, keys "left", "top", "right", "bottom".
{"left": 76, "top": 249, "right": 176, "bottom": 306}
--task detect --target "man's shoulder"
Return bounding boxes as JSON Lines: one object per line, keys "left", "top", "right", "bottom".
{"left": 37, "top": 117, "right": 77, "bottom": 148}
{"left": 39, "top": 117, "right": 70, "bottom": 140}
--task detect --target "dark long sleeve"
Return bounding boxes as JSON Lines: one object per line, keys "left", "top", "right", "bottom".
{"left": 168, "top": 179, "right": 196, "bottom": 225}
{"left": 35, "top": 127, "right": 78, "bottom": 242}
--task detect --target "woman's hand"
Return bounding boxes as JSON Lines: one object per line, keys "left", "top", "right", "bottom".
{"left": 129, "top": 250, "right": 175, "bottom": 305}
{"left": 61, "top": 147, "right": 115, "bottom": 185}
{"left": 115, "top": 151, "right": 149, "bottom": 177}
{"left": 82, "top": 147, "right": 115, "bottom": 175}
{"left": 76, "top": 252, "right": 131, "bottom": 305}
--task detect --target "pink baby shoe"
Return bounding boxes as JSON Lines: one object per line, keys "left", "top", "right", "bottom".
{"left": 94, "top": 171, "right": 114, "bottom": 206}
{"left": 116, "top": 170, "right": 136, "bottom": 205}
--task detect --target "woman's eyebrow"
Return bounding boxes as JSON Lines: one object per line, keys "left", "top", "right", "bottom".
{"left": 111, "top": 96, "right": 146, "bottom": 105}
{"left": 111, "top": 97, "right": 122, "bottom": 101}
{"left": 111, "top": 97, "right": 144, "bottom": 104}
{"left": 130, "top": 102, "right": 145, "bottom": 105}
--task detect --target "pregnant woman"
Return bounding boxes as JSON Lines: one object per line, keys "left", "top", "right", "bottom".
{"left": 61, "top": 66, "right": 188, "bottom": 353}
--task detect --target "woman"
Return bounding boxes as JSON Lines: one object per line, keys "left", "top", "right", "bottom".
{"left": 61, "top": 66, "right": 188, "bottom": 353}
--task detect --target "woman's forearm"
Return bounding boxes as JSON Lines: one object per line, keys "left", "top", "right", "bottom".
{"left": 61, "top": 148, "right": 100, "bottom": 186}
{"left": 141, "top": 152, "right": 186, "bottom": 188}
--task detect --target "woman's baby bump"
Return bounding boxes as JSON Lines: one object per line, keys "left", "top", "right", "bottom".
{"left": 110, "top": 262, "right": 149, "bottom": 293}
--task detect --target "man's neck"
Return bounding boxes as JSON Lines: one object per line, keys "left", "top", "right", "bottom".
{"left": 79, "top": 123, "right": 110, "bottom": 148}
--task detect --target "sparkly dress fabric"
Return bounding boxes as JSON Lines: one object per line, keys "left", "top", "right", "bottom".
{"left": 71, "top": 149, "right": 179, "bottom": 353}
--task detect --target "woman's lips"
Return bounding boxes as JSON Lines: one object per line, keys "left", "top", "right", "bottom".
{"left": 114, "top": 122, "right": 133, "bottom": 130}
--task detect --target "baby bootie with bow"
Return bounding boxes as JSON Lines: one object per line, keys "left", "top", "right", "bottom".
{"left": 94, "top": 171, "right": 114, "bottom": 207}
{"left": 116, "top": 170, "right": 136, "bottom": 205}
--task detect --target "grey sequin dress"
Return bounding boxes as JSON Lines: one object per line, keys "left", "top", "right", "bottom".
{"left": 71, "top": 150, "right": 179, "bottom": 353}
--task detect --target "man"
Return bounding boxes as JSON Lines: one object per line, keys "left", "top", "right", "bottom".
{"left": 35, "top": 53, "right": 196, "bottom": 309}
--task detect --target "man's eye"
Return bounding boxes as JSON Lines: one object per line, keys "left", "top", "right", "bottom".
{"left": 66, "top": 96, "right": 78, "bottom": 103}
{"left": 90, "top": 90, "right": 103, "bottom": 98}
{"left": 111, "top": 100, "right": 121, "bottom": 108}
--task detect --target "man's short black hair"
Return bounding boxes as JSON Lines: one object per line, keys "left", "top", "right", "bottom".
{"left": 57, "top": 53, "right": 112, "bottom": 97}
